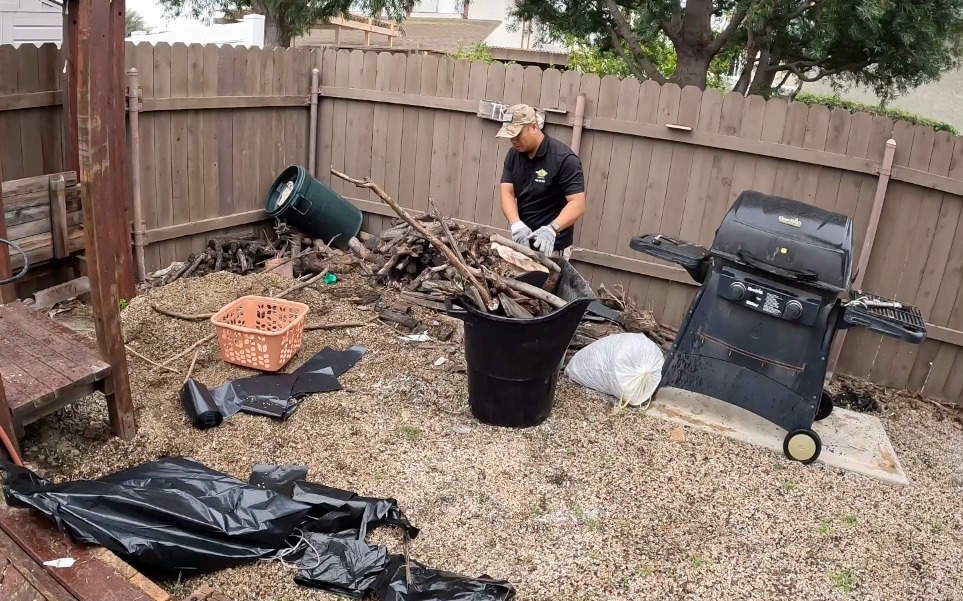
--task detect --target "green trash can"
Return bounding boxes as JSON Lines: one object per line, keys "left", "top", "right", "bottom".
{"left": 264, "top": 165, "right": 363, "bottom": 250}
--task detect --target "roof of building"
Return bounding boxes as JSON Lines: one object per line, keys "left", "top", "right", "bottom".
{"left": 295, "top": 17, "right": 502, "bottom": 54}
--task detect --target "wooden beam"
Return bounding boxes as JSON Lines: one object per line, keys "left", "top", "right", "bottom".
{"left": 72, "top": 0, "right": 137, "bottom": 440}
{"left": 890, "top": 165, "right": 963, "bottom": 197}
{"left": 144, "top": 208, "right": 267, "bottom": 243}
{"left": 63, "top": 1, "right": 80, "bottom": 175}
{"left": 0, "top": 90, "right": 62, "bottom": 112}
{"left": 0, "top": 154, "right": 16, "bottom": 303}
{"left": 0, "top": 379, "right": 20, "bottom": 462}
{"left": 139, "top": 95, "right": 310, "bottom": 112}
{"left": 109, "top": 1, "right": 137, "bottom": 303}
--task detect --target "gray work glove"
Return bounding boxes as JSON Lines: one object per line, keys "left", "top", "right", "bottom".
{"left": 530, "top": 226, "right": 556, "bottom": 255}
{"left": 510, "top": 221, "right": 533, "bottom": 245}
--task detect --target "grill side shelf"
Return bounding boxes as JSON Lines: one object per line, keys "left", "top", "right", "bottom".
{"left": 840, "top": 295, "right": 927, "bottom": 344}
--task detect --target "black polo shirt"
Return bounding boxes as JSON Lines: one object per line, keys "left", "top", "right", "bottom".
{"left": 500, "top": 135, "right": 585, "bottom": 250}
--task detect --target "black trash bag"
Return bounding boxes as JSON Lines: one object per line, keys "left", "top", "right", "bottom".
{"left": 249, "top": 464, "right": 309, "bottom": 496}
{"left": 291, "top": 345, "right": 366, "bottom": 396}
{"left": 210, "top": 374, "right": 302, "bottom": 421}
{"left": 292, "top": 481, "right": 420, "bottom": 540}
{"left": 373, "top": 555, "right": 517, "bottom": 601}
{"left": 293, "top": 533, "right": 389, "bottom": 599}
{"left": 0, "top": 457, "right": 312, "bottom": 574}
{"left": 180, "top": 379, "right": 224, "bottom": 429}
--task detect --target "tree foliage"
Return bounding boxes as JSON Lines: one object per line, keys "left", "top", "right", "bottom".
{"left": 125, "top": 9, "right": 150, "bottom": 35}
{"left": 509, "top": 0, "right": 963, "bottom": 99}
{"left": 158, "top": 0, "right": 416, "bottom": 47}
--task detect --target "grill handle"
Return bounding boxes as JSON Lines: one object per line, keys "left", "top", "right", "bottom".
{"left": 736, "top": 250, "right": 819, "bottom": 282}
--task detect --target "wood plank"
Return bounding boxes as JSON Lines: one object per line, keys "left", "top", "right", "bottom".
{"left": 342, "top": 50, "right": 365, "bottom": 200}
{"left": 235, "top": 47, "right": 256, "bottom": 215}
{"left": 438, "top": 58, "right": 470, "bottom": 219}
{"left": 381, "top": 52, "right": 407, "bottom": 200}
{"left": 0, "top": 46, "right": 24, "bottom": 181}
{"left": 912, "top": 138, "right": 963, "bottom": 394}
{"left": 16, "top": 45, "right": 45, "bottom": 178}
{"left": 271, "top": 47, "right": 287, "bottom": 183}
{"left": 577, "top": 75, "right": 620, "bottom": 254}
{"left": 793, "top": 105, "right": 831, "bottom": 207}
{"left": 0, "top": 526, "right": 79, "bottom": 601}
{"left": 833, "top": 112, "right": 874, "bottom": 220}
{"left": 0, "top": 302, "right": 108, "bottom": 374}
{"left": 662, "top": 86, "right": 723, "bottom": 327}
{"left": 215, "top": 45, "right": 235, "bottom": 221}
{"left": 0, "top": 344, "right": 57, "bottom": 409}
{"left": 356, "top": 52, "right": 378, "bottom": 203}
{"left": 750, "top": 97, "right": 789, "bottom": 195}
{"left": 132, "top": 44, "right": 160, "bottom": 272}
{"left": 145, "top": 209, "right": 267, "bottom": 242}
{"left": 152, "top": 43, "right": 176, "bottom": 270}
{"left": 428, "top": 57, "right": 455, "bottom": 216}
{"left": 0, "top": 90, "right": 62, "bottom": 112}
{"left": 138, "top": 95, "right": 308, "bottom": 111}
{"left": 0, "top": 154, "right": 15, "bottom": 303}
{"left": 283, "top": 48, "right": 305, "bottom": 180}
{"left": 37, "top": 44, "right": 64, "bottom": 175}
{"left": 368, "top": 52, "right": 391, "bottom": 204}
{"left": 639, "top": 82, "right": 682, "bottom": 320}
{"left": 696, "top": 91, "right": 745, "bottom": 246}
{"left": 488, "top": 62, "right": 526, "bottom": 229}
{"left": 169, "top": 43, "right": 192, "bottom": 260}
{"left": 884, "top": 130, "right": 954, "bottom": 389}
{"left": 412, "top": 54, "right": 439, "bottom": 213}
{"left": 0, "top": 378, "right": 20, "bottom": 461}
{"left": 470, "top": 61, "right": 504, "bottom": 226}
{"left": 770, "top": 100, "right": 809, "bottom": 199}
{"left": 49, "top": 176, "right": 69, "bottom": 259}
{"left": 0, "top": 504, "right": 155, "bottom": 601}
{"left": 316, "top": 49, "right": 336, "bottom": 185}
{"left": 454, "top": 61, "right": 487, "bottom": 224}
{"left": 67, "top": 0, "right": 137, "bottom": 440}
{"left": 329, "top": 49, "right": 352, "bottom": 196}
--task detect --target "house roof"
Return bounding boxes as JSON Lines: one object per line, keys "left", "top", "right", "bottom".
{"left": 296, "top": 18, "right": 502, "bottom": 54}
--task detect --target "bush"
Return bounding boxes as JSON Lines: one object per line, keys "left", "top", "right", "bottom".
{"left": 448, "top": 42, "right": 494, "bottom": 64}
{"left": 793, "top": 92, "right": 958, "bottom": 136}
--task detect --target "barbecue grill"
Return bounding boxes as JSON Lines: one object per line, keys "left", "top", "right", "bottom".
{"left": 631, "top": 190, "right": 927, "bottom": 464}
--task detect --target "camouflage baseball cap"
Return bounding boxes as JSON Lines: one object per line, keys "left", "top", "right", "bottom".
{"left": 496, "top": 104, "right": 539, "bottom": 138}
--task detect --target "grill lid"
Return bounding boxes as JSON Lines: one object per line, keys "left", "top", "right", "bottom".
{"left": 710, "top": 191, "right": 853, "bottom": 292}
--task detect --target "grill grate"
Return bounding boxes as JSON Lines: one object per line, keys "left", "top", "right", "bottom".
{"left": 844, "top": 292, "right": 926, "bottom": 331}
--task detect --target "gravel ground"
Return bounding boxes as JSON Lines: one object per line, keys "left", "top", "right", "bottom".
{"left": 13, "top": 271, "right": 963, "bottom": 601}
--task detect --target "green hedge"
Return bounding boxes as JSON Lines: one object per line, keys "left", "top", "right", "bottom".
{"left": 793, "top": 92, "right": 958, "bottom": 136}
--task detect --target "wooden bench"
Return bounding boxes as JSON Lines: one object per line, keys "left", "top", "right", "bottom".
{"left": 1, "top": 171, "right": 86, "bottom": 273}
{"left": 0, "top": 301, "right": 110, "bottom": 440}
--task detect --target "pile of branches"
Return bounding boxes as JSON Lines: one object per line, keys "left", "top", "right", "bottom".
{"left": 332, "top": 168, "right": 568, "bottom": 320}
{"left": 148, "top": 234, "right": 285, "bottom": 285}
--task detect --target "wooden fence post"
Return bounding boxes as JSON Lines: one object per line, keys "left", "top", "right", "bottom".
{"left": 308, "top": 67, "right": 320, "bottom": 177}
{"left": 827, "top": 137, "right": 898, "bottom": 376}
{"left": 127, "top": 68, "right": 147, "bottom": 282}
{"left": 0, "top": 154, "right": 16, "bottom": 303}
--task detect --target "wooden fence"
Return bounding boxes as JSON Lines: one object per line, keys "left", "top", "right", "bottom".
{"left": 2, "top": 41, "right": 963, "bottom": 404}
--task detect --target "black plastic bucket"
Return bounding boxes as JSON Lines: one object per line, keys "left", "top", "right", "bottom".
{"left": 446, "top": 259, "right": 596, "bottom": 428}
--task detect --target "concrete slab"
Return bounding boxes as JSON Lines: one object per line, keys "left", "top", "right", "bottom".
{"left": 649, "top": 387, "right": 908, "bottom": 487}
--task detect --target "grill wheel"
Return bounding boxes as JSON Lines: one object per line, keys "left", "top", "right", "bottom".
{"left": 815, "top": 391, "right": 834, "bottom": 421}
{"left": 783, "top": 429, "right": 822, "bottom": 464}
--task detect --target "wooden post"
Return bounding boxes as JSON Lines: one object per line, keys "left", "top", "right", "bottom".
{"left": 827, "top": 138, "right": 898, "bottom": 376}
{"left": 62, "top": 0, "right": 80, "bottom": 175}
{"left": 68, "top": 0, "right": 138, "bottom": 440}
{"left": 0, "top": 155, "right": 16, "bottom": 304}
{"left": 0, "top": 379, "right": 20, "bottom": 462}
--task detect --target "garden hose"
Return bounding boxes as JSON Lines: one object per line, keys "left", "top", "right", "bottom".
{"left": 0, "top": 237, "right": 28, "bottom": 285}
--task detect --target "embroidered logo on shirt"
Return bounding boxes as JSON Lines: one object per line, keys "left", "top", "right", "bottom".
{"left": 535, "top": 168, "right": 548, "bottom": 183}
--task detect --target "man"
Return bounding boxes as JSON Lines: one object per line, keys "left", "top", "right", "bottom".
{"left": 497, "top": 104, "right": 586, "bottom": 259}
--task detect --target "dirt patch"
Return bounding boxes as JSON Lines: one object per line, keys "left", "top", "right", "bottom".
{"left": 11, "top": 271, "right": 963, "bottom": 601}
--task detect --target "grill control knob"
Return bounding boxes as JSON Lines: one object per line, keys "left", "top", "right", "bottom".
{"left": 784, "top": 300, "right": 803, "bottom": 321}
{"left": 727, "top": 282, "right": 747, "bottom": 301}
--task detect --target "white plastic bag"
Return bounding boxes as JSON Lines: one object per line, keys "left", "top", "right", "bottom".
{"left": 564, "top": 333, "right": 665, "bottom": 408}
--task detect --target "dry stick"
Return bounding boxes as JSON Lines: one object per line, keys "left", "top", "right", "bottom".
{"left": 304, "top": 320, "right": 371, "bottom": 331}
{"left": 183, "top": 350, "right": 200, "bottom": 386}
{"left": 468, "top": 266, "right": 566, "bottom": 308}
{"left": 429, "top": 197, "right": 467, "bottom": 267}
{"left": 490, "top": 233, "right": 562, "bottom": 293}
{"left": 151, "top": 304, "right": 215, "bottom": 321}
{"left": 126, "top": 345, "right": 181, "bottom": 374}
{"left": 330, "top": 168, "right": 496, "bottom": 312}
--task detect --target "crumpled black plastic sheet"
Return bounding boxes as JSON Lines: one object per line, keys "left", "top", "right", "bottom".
{"left": 292, "top": 480, "right": 420, "bottom": 540}
{"left": 373, "top": 554, "right": 517, "bottom": 601}
{"left": 0, "top": 457, "right": 312, "bottom": 574}
{"left": 294, "top": 533, "right": 389, "bottom": 598}
{"left": 180, "top": 345, "right": 367, "bottom": 428}
{"left": 249, "top": 463, "right": 309, "bottom": 496}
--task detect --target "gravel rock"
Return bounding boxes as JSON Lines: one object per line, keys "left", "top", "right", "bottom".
{"left": 16, "top": 271, "right": 963, "bottom": 601}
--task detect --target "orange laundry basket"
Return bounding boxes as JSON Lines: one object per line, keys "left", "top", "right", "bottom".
{"left": 211, "top": 295, "right": 309, "bottom": 372}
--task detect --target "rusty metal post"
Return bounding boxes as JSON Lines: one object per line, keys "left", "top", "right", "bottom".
{"left": 827, "top": 137, "right": 897, "bottom": 376}
{"left": 127, "top": 67, "right": 147, "bottom": 283}
{"left": 308, "top": 67, "right": 320, "bottom": 177}
{"left": 570, "top": 93, "right": 586, "bottom": 156}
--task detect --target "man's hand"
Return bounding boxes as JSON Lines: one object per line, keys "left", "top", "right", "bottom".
{"left": 510, "top": 221, "right": 533, "bottom": 245}
{"left": 530, "top": 226, "right": 556, "bottom": 255}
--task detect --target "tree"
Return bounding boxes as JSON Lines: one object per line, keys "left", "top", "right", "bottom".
{"left": 158, "top": 0, "right": 416, "bottom": 48}
{"left": 126, "top": 9, "right": 150, "bottom": 35}
{"left": 509, "top": 0, "right": 963, "bottom": 99}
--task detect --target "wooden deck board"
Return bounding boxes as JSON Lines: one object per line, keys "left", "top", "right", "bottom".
{"left": 0, "top": 504, "right": 163, "bottom": 601}
{"left": 0, "top": 526, "right": 78, "bottom": 601}
{"left": 0, "top": 301, "right": 109, "bottom": 419}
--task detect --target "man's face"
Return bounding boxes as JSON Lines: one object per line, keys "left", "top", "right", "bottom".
{"left": 511, "top": 122, "right": 541, "bottom": 153}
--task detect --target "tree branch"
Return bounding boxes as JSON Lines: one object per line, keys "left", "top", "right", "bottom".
{"left": 606, "top": 24, "right": 649, "bottom": 82}
{"left": 660, "top": 0, "right": 684, "bottom": 48}
{"left": 708, "top": 1, "right": 750, "bottom": 54}
{"left": 604, "top": 0, "right": 668, "bottom": 83}
{"left": 785, "top": 0, "right": 826, "bottom": 22}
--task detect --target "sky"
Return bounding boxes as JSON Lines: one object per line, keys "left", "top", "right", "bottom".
{"left": 127, "top": 0, "right": 214, "bottom": 32}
